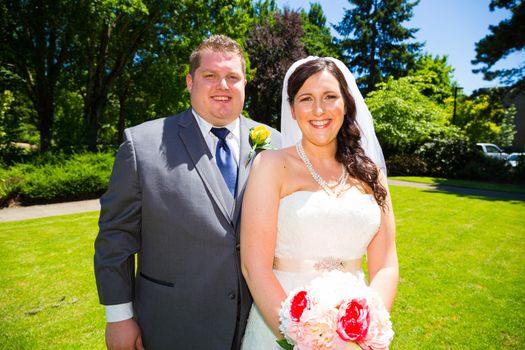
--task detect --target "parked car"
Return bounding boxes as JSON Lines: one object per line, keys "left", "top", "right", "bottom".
{"left": 506, "top": 152, "right": 525, "bottom": 168}
{"left": 476, "top": 143, "right": 508, "bottom": 160}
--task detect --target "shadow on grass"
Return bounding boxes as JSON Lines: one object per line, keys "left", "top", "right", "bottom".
{"left": 389, "top": 179, "right": 525, "bottom": 203}
{"left": 421, "top": 185, "right": 525, "bottom": 203}
{"left": 429, "top": 178, "right": 525, "bottom": 194}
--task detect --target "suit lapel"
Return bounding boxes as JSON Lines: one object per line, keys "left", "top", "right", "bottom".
{"left": 233, "top": 117, "right": 255, "bottom": 225}
{"left": 237, "top": 117, "right": 253, "bottom": 198}
{"left": 178, "top": 110, "right": 235, "bottom": 224}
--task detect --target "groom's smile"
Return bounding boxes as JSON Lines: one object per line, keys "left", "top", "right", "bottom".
{"left": 186, "top": 50, "right": 246, "bottom": 127}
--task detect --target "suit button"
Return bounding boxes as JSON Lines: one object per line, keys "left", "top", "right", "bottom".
{"left": 228, "top": 291, "right": 236, "bottom": 300}
{"left": 236, "top": 243, "right": 240, "bottom": 251}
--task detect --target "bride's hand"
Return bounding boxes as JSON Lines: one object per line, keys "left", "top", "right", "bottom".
{"left": 105, "top": 318, "right": 144, "bottom": 350}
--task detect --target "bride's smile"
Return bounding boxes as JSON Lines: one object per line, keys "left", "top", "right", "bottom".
{"left": 291, "top": 70, "right": 345, "bottom": 148}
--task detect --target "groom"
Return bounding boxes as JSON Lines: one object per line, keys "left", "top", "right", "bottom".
{"left": 94, "top": 35, "right": 281, "bottom": 349}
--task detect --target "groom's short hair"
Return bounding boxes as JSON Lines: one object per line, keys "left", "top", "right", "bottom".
{"left": 189, "top": 35, "right": 246, "bottom": 77}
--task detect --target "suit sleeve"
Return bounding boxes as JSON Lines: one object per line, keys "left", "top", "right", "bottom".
{"left": 94, "top": 128, "right": 142, "bottom": 305}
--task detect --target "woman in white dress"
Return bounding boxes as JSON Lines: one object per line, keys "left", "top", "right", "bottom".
{"left": 240, "top": 57, "right": 399, "bottom": 349}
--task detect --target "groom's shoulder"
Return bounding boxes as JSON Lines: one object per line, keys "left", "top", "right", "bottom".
{"left": 125, "top": 109, "right": 190, "bottom": 140}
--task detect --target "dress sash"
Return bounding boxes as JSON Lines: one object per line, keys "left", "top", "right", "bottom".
{"left": 273, "top": 256, "right": 362, "bottom": 273}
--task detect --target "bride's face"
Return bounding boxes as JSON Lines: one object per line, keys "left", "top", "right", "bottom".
{"left": 291, "top": 70, "right": 345, "bottom": 148}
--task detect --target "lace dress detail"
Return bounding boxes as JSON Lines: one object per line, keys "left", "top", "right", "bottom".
{"left": 241, "top": 188, "right": 381, "bottom": 349}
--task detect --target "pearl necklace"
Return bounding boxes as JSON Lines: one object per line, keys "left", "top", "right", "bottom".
{"left": 296, "top": 142, "right": 349, "bottom": 197}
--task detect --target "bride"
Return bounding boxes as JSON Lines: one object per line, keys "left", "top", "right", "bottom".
{"left": 240, "top": 57, "right": 399, "bottom": 349}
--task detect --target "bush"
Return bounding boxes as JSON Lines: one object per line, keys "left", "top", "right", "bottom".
{"left": 0, "top": 166, "right": 25, "bottom": 207}
{"left": 456, "top": 156, "right": 511, "bottom": 182}
{"left": 0, "top": 151, "right": 115, "bottom": 206}
{"left": 386, "top": 154, "right": 428, "bottom": 176}
{"left": 412, "top": 136, "right": 515, "bottom": 182}
{"left": 416, "top": 137, "right": 478, "bottom": 178}
{"left": 510, "top": 160, "right": 525, "bottom": 184}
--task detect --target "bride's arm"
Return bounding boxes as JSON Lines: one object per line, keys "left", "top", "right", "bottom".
{"left": 366, "top": 170, "right": 399, "bottom": 311}
{"left": 241, "top": 150, "right": 287, "bottom": 338}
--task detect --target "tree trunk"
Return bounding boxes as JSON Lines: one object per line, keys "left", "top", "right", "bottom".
{"left": 35, "top": 84, "right": 54, "bottom": 152}
{"left": 85, "top": 88, "right": 107, "bottom": 152}
{"left": 85, "top": 101, "right": 103, "bottom": 152}
{"left": 118, "top": 93, "right": 126, "bottom": 145}
{"left": 37, "top": 101, "right": 53, "bottom": 152}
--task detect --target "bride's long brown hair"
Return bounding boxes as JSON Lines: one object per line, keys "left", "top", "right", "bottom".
{"left": 287, "top": 58, "right": 388, "bottom": 210}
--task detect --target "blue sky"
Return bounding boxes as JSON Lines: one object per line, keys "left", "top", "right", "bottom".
{"left": 274, "top": 0, "right": 522, "bottom": 95}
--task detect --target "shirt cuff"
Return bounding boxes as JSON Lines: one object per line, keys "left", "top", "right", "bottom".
{"left": 104, "top": 302, "right": 134, "bottom": 323}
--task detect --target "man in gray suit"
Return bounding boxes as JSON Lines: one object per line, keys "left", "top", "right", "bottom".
{"left": 94, "top": 35, "right": 281, "bottom": 350}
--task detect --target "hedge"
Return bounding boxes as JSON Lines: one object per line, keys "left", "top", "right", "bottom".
{"left": 0, "top": 151, "right": 115, "bottom": 207}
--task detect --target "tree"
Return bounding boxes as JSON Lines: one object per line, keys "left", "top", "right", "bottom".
{"left": 366, "top": 76, "right": 457, "bottom": 154}
{"left": 72, "top": 0, "right": 174, "bottom": 151}
{"left": 408, "top": 54, "right": 455, "bottom": 104}
{"left": 245, "top": 9, "right": 306, "bottom": 128}
{"left": 300, "top": 3, "right": 340, "bottom": 58}
{"left": 0, "top": 0, "right": 78, "bottom": 151}
{"left": 472, "top": 0, "right": 525, "bottom": 90}
{"left": 77, "top": 0, "right": 256, "bottom": 149}
{"left": 335, "top": 0, "right": 423, "bottom": 93}
{"left": 454, "top": 88, "right": 517, "bottom": 147}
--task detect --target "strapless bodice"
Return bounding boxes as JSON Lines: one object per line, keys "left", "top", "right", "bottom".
{"left": 275, "top": 187, "right": 381, "bottom": 263}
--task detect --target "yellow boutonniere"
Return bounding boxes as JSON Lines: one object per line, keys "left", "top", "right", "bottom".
{"left": 247, "top": 125, "right": 273, "bottom": 164}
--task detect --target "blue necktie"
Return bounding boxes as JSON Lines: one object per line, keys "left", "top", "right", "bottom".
{"left": 211, "top": 127, "right": 237, "bottom": 196}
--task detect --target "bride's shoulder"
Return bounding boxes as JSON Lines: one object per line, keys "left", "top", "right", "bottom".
{"left": 250, "top": 147, "right": 296, "bottom": 177}
{"left": 253, "top": 146, "right": 294, "bottom": 164}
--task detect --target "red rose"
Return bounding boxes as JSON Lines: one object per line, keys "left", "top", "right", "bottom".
{"left": 336, "top": 298, "right": 370, "bottom": 342}
{"left": 290, "top": 290, "right": 309, "bottom": 322}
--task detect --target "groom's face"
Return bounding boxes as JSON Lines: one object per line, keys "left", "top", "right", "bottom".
{"left": 186, "top": 50, "right": 246, "bottom": 127}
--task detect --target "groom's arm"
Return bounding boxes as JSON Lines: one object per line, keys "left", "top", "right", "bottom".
{"left": 94, "top": 128, "right": 142, "bottom": 315}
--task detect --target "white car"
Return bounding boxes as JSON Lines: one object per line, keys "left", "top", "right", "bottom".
{"left": 476, "top": 143, "right": 508, "bottom": 160}
{"left": 507, "top": 153, "right": 525, "bottom": 167}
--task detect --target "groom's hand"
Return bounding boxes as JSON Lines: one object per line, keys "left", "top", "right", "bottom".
{"left": 105, "top": 318, "right": 144, "bottom": 350}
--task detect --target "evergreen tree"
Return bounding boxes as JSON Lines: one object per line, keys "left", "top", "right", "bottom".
{"left": 334, "top": 0, "right": 423, "bottom": 93}
{"left": 300, "top": 3, "right": 341, "bottom": 58}
{"left": 472, "top": 0, "right": 525, "bottom": 90}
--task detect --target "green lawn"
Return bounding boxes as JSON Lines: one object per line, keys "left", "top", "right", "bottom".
{"left": 0, "top": 185, "right": 524, "bottom": 349}
{"left": 0, "top": 213, "right": 105, "bottom": 350}
{"left": 390, "top": 186, "right": 525, "bottom": 349}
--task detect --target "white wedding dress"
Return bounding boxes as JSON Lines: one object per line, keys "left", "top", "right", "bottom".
{"left": 241, "top": 187, "right": 381, "bottom": 350}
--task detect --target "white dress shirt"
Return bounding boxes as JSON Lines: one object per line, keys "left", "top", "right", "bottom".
{"left": 192, "top": 109, "right": 241, "bottom": 165}
{"left": 104, "top": 110, "right": 242, "bottom": 323}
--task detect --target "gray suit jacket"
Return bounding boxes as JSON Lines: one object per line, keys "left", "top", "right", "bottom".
{"left": 94, "top": 109, "right": 281, "bottom": 349}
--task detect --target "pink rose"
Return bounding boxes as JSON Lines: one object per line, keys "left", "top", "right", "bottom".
{"left": 290, "top": 290, "right": 310, "bottom": 322}
{"left": 362, "top": 294, "right": 394, "bottom": 349}
{"left": 336, "top": 298, "right": 370, "bottom": 342}
{"left": 293, "top": 306, "right": 339, "bottom": 350}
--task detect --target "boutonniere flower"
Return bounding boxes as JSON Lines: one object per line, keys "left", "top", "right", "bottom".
{"left": 247, "top": 125, "right": 273, "bottom": 164}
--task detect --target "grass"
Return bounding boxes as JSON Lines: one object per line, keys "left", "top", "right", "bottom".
{"left": 0, "top": 184, "right": 524, "bottom": 349}
{"left": 389, "top": 186, "right": 525, "bottom": 349}
{"left": 0, "top": 212, "right": 105, "bottom": 349}
{"left": 390, "top": 176, "right": 525, "bottom": 193}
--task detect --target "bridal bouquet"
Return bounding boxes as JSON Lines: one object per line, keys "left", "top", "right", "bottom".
{"left": 278, "top": 270, "right": 394, "bottom": 350}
